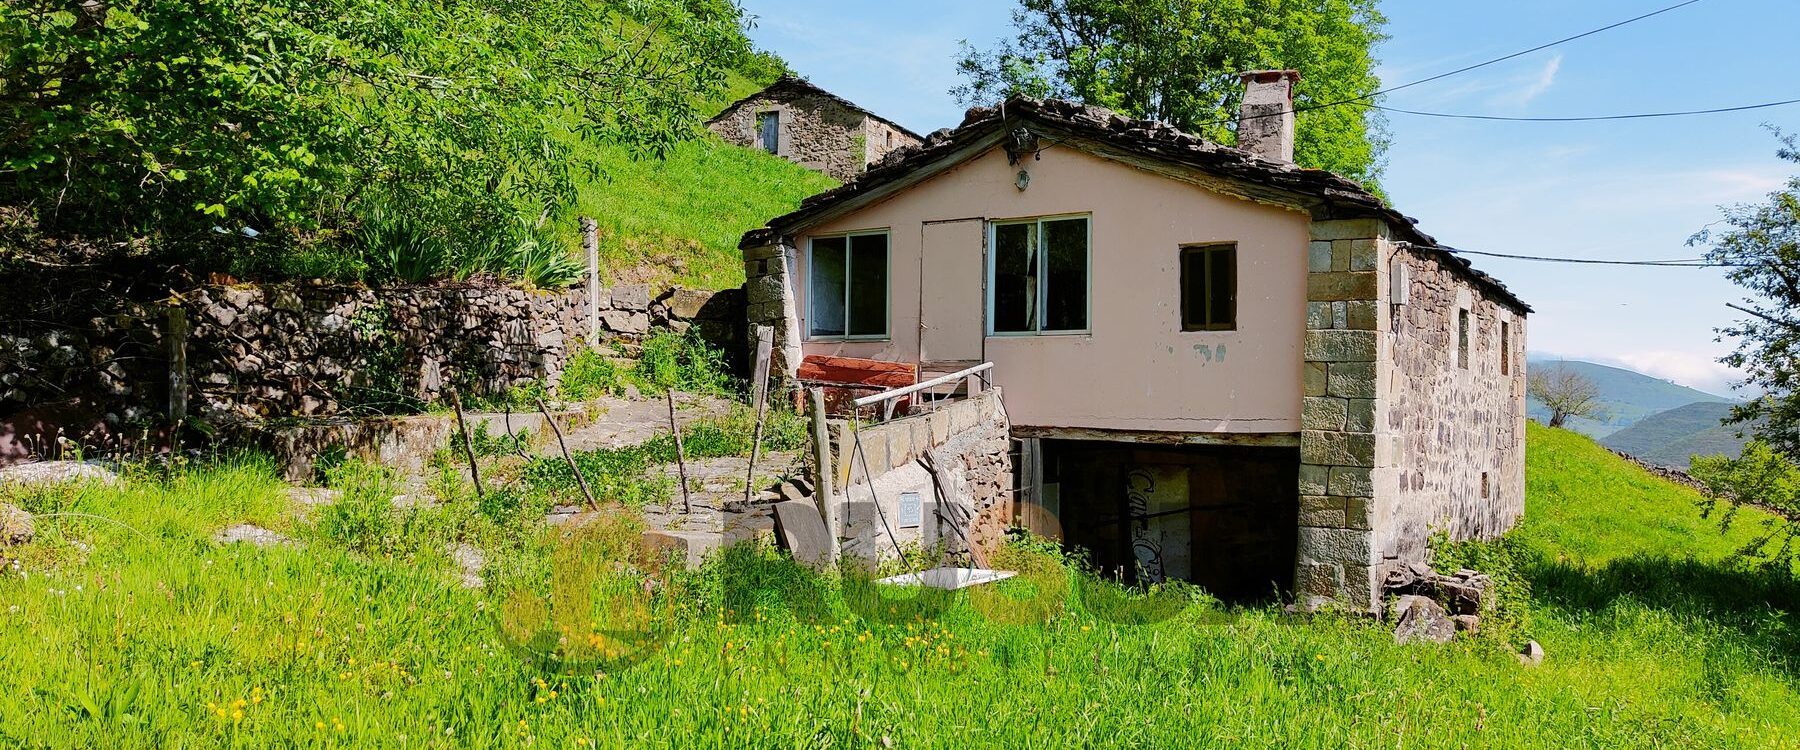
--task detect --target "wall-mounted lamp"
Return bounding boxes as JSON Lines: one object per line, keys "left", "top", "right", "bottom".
{"left": 1014, "top": 170, "right": 1032, "bottom": 192}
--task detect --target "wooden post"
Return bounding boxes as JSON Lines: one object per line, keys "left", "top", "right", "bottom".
{"left": 166, "top": 306, "right": 189, "bottom": 423}
{"left": 449, "top": 390, "right": 485, "bottom": 501}
{"left": 537, "top": 397, "right": 597, "bottom": 508}
{"left": 808, "top": 388, "right": 841, "bottom": 562}
{"left": 581, "top": 216, "right": 601, "bottom": 348}
{"left": 742, "top": 326, "right": 774, "bottom": 505}
{"left": 667, "top": 391, "right": 692, "bottom": 514}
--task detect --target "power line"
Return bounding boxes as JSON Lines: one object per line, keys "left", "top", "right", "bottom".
{"left": 1443, "top": 247, "right": 1748, "bottom": 267}
{"left": 1214, "top": 0, "right": 1710, "bottom": 127}
{"left": 1368, "top": 0, "right": 1705, "bottom": 100}
{"left": 1371, "top": 98, "right": 1800, "bottom": 122}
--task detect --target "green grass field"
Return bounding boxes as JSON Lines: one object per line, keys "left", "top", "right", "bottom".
{"left": 3, "top": 422, "right": 1799, "bottom": 748}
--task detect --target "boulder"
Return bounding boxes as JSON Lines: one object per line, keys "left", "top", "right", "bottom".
{"left": 0, "top": 461, "right": 120, "bottom": 489}
{"left": 0, "top": 503, "right": 33, "bottom": 546}
{"left": 1392, "top": 594, "right": 1456, "bottom": 645}
{"left": 661, "top": 288, "right": 715, "bottom": 320}
{"left": 1518, "top": 640, "right": 1545, "bottom": 666}
{"left": 214, "top": 524, "right": 291, "bottom": 548}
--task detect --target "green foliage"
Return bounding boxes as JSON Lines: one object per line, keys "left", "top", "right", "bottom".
{"left": 954, "top": 0, "right": 1390, "bottom": 188}
{"left": 1695, "top": 131, "right": 1800, "bottom": 454}
{"left": 314, "top": 460, "right": 403, "bottom": 556}
{"left": 632, "top": 331, "right": 733, "bottom": 395}
{"left": 2, "top": 0, "right": 756, "bottom": 279}
{"left": 552, "top": 137, "right": 837, "bottom": 289}
{"left": 522, "top": 443, "right": 672, "bottom": 508}
{"left": 1691, "top": 440, "right": 1800, "bottom": 566}
{"left": 1429, "top": 532, "right": 1535, "bottom": 645}
{"left": 559, "top": 349, "right": 630, "bottom": 401}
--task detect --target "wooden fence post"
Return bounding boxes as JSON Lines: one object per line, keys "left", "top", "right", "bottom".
{"left": 166, "top": 306, "right": 189, "bottom": 423}
{"left": 808, "top": 388, "right": 841, "bottom": 562}
{"left": 742, "top": 325, "right": 774, "bottom": 504}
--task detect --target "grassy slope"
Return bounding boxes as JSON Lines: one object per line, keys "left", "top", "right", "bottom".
{"left": 548, "top": 71, "right": 838, "bottom": 291}
{"left": 4, "top": 427, "right": 1800, "bottom": 747}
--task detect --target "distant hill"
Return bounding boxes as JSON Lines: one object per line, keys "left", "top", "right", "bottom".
{"left": 1599, "top": 401, "right": 1751, "bottom": 468}
{"left": 1525, "top": 358, "right": 1734, "bottom": 439}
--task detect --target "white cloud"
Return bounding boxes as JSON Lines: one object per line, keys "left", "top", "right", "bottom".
{"left": 1607, "top": 350, "right": 1747, "bottom": 398}
{"left": 1501, "top": 54, "right": 1562, "bottom": 106}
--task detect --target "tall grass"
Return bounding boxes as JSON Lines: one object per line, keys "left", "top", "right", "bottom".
{"left": 4, "top": 425, "right": 1800, "bottom": 747}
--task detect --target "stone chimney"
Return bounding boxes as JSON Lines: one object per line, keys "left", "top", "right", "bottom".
{"left": 1236, "top": 70, "right": 1300, "bottom": 163}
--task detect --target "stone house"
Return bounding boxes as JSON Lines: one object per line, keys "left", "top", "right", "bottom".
{"left": 709, "top": 75, "right": 925, "bottom": 182}
{"left": 739, "top": 70, "right": 1530, "bottom": 612}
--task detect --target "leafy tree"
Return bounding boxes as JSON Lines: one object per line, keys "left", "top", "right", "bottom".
{"left": 1686, "top": 131, "right": 1800, "bottom": 566}
{"left": 1694, "top": 131, "right": 1800, "bottom": 454}
{"left": 952, "top": 0, "right": 1389, "bottom": 187}
{"left": 1528, "top": 364, "right": 1603, "bottom": 429}
{"left": 1, "top": 0, "right": 754, "bottom": 282}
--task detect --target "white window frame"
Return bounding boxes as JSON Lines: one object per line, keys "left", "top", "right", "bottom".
{"left": 986, "top": 213, "right": 1093, "bottom": 337}
{"left": 805, "top": 229, "right": 892, "bottom": 342}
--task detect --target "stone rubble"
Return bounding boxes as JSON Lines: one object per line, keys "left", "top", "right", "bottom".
{"left": 1384, "top": 561, "right": 1496, "bottom": 642}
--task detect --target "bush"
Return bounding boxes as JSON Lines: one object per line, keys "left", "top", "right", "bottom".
{"left": 314, "top": 460, "right": 403, "bottom": 556}
{"left": 633, "top": 331, "right": 733, "bottom": 395}
{"left": 2, "top": 0, "right": 756, "bottom": 283}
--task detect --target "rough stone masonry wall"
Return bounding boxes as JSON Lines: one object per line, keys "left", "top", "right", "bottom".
{"left": 709, "top": 91, "right": 878, "bottom": 182}
{"left": 1296, "top": 218, "right": 1528, "bottom": 613}
{"left": 183, "top": 282, "right": 742, "bottom": 423}
{"left": 1297, "top": 218, "right": 1390, "bottom": 612}
{"left": 1375, "top": 245, "right": 1527, "bottom": 564}
{"left": 824, "top": 390, "right": 1013, "bottom": 564}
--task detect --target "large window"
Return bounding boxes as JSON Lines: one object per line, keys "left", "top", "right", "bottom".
{"left": 991, "top": 216, "right": 1090, "bottom": 334}
{"left": 1180, "top": 244, "right": 1237, "bottom": 331}
{"left": 808, "top": 231, "right": 889, "bottom": 339}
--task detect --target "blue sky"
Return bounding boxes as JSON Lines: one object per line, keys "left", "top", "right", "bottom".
{"left": 739, "top": 0, "right": 1800, "bottom": 397}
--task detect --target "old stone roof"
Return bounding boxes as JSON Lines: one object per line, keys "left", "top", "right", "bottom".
{"left": 742, "top": 96, "right": 1530, "bottom": 314}
{"left": 709, "top": 75, "right": 926, "bottom": 143}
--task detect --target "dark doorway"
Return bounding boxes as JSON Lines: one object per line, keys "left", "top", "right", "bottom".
{"left": 1039, "top": 440, "right": 1299, "bottom": 603}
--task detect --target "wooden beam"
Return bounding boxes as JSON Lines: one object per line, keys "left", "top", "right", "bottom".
{"left": 1010, "top": 425, "right": 1300, "bottom": 448}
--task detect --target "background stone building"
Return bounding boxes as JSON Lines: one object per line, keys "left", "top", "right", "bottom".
{"left": 709, "top": 75, "right": 924, "bottom": 182}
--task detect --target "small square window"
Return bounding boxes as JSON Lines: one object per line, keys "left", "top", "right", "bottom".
{"left": 1180, "top": 244, "right": 1236, "bottom": 331}
{"left": 1457, "top": 309, "right": 1470, "bottom": 369}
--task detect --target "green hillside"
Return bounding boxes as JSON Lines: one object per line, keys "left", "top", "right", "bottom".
{"left": 1526, "top": 358, "right": 1734, "bottom": 438}
{"left": 1600, "top": 401, "right": 1752, "bottom": 468}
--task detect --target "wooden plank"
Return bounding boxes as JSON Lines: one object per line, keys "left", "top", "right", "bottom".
{"left": 797, "top": 355, "right": 916, "bottom": 389}
{"left": 1010, "top": 425, "right": 1301, "bottom": 448}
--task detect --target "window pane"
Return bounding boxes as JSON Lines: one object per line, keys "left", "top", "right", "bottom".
{"left": 809, "top": 237, "right": 847, "bottom": 337}
{"left": 993, "top": 223, "right": 1037, "bottom": 333}
{"left": 1208, "top": 247, "right": 1235, "bottom": 329}
{"left": 1043, "top": 218, "right": 1089, "bottom": 331}
{"left": 847, "top": 233, "right": 889, "bottom": 337}
{"left": 1181, "top": 248, "right": 1208, "bottom": 329}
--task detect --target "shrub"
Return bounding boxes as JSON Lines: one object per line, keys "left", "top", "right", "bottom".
{"left": 633, "top": 331, "right": 732, "bottom": 395}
